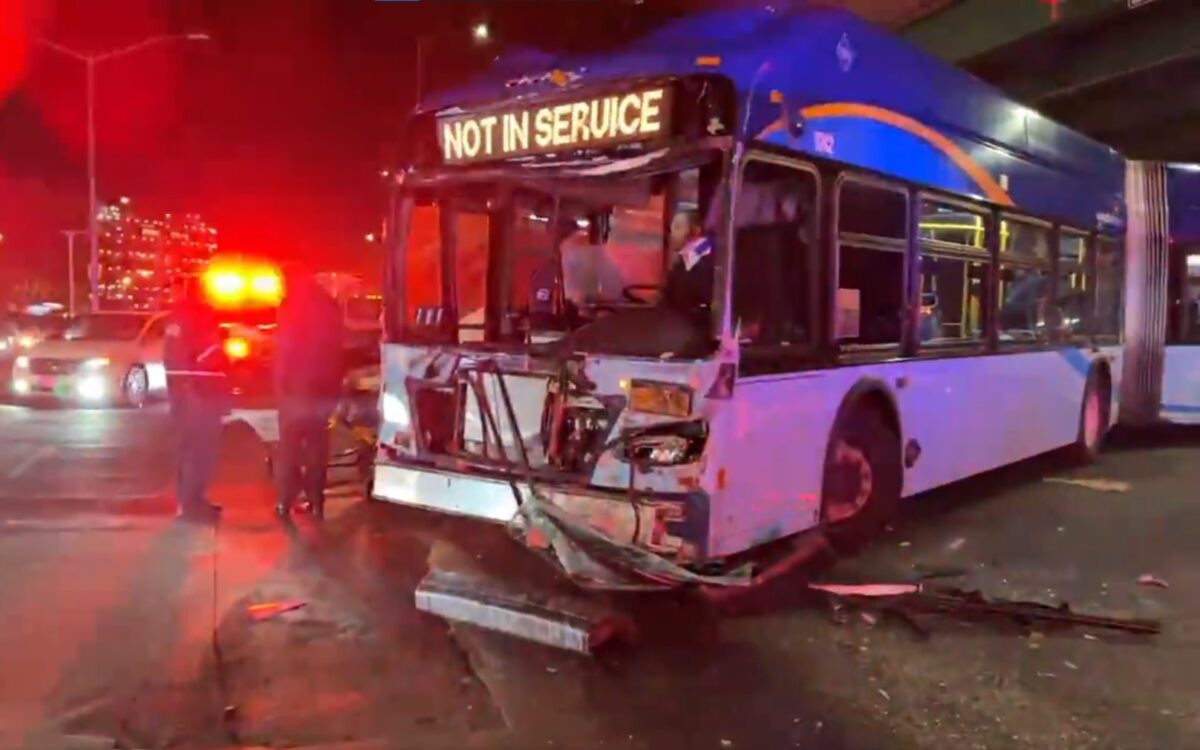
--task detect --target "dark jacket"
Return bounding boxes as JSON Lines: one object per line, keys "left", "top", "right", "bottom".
{"left": 274, "top": 279, "right": 344, "bottom": 400}
{"left": 164, "top": 298, "right": 231, "bottom": 414}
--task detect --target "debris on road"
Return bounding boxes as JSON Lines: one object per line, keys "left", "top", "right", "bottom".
{"left": 247, "top": 599, "right": 307, "bottom": 622}
{"left": 1137, "top": 573, "right": 1170, "bottom": 588}
{"left": 811, "top": 584, "right": 1160, "bottom": 636}
{"left": 415, "top": 568, "right": 635, "bottom": 655}
{"left": 808, "top": 582, "right": 921, "bottom": 597}
{"left": 911, "top": 563, "right": 967, "bottom": 580}
{"left": 945, "top": 537, "right": 966, "bottom": 551}
{"left": 1044, "top": 477, "right": 1131, "bottom": 493}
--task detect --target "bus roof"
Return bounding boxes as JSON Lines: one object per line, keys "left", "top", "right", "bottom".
{"left": 424, "top": 6, "right": 1124, "bottom": 232}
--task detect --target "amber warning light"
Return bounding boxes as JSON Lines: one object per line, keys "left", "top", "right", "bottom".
{"left": 437, "top": 86, "right": 672, "bottom": 165}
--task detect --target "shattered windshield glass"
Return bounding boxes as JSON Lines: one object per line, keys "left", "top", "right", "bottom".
{"left": 395, "top": 158, "right": 721, "bottom": 357}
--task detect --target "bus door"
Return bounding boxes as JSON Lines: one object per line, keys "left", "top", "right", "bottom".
{"left": 716, "top": 154, "right": 827, "bottom": 553}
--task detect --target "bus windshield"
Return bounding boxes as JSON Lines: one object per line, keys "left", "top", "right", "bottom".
{"left": 396, "top": 157, "right": 722, "bottom": 358}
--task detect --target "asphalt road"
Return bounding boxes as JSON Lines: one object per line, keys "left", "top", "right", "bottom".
{"left": 0, "top": 403, "right": 1196, "bottom": 750}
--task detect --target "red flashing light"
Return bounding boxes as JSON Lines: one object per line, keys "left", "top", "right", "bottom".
{"left": 224, "top": 336, "right": 250, "bottom": 360}
{"left": 201, "top": 260, "right": 283, "bottom": 308}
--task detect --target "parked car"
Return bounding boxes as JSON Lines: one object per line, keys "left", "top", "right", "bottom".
{"left": 10, "top": 312, "right": 169, "bottom": 407}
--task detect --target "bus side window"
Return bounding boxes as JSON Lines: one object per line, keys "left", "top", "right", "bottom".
{"left": 835, "top": 179, "right": 907, "bottom": 347}
{"left": 1187, "top": 252, "right": 1200, "bottom": 342}
{"left": 1058, "top": 230, "right": 1090, "bottom": 337}
{"left": 998, "top": 218, "right": 1052, "bottom": 343}
{"left": 731, "top": 159, "right": 817, "bottom": 351}
{"left": 917, "top": 200, "right": 990, "bottom": 345}
{"left": 1094, "top": 237, "right": 1123, "bottom": 339}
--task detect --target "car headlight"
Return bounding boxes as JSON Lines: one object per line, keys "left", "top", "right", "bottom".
{"left": 77, "top": 376, "right": 106, "bottom": 401}
{"left": 82, "top": 357, "right": 110, "bottom": 369}
{"left": 14, "top": 356, "right": 29, "bottom": 369}
{"left": 381, "top": 392, "right": 410, "bottom": 428}
{"left": 17, "top": 335, "right": 36, "bottom": 349}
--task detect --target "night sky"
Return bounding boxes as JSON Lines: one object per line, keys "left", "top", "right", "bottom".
{"left": 0, "top": 0, "right": 711, "bottom": 294}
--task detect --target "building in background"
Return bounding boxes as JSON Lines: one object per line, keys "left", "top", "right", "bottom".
{"left": 97, "top": 197, "right": 218, "bottom": 311}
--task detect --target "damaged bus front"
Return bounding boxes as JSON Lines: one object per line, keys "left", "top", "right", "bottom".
{"left": 375, "top": 76, "right": 749, "bottom": 589}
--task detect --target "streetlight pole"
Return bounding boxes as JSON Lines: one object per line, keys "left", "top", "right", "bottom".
{"left": 60, "top": 229, "right": 86, "bottom": 317}
{"left": 85, "top": 59, "right": 97, "bottom": 314}
{"left": 39, "top": 32, "right": 210, "bottom": 313}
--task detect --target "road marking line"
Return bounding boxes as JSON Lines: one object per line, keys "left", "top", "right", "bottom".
{"left": 5, "top": 446, "right": 57, "bottom": 480}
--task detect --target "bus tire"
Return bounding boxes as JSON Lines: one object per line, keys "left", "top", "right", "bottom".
{"left": 121, "top": 365, "right": 149, "bottom": 409}
{"left": 819, "top": 403, "right": 902, "bottom": 550}
{"left": 1069, "top": 367, "right": 1110, "bottom": 465}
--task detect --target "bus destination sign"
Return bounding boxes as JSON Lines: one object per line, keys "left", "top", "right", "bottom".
{"left": 438, "top": 86, "right": 672, "bottom": 165}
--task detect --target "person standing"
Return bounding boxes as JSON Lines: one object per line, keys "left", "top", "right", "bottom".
{"left": 274, "top": 272, "right": 344, "bottom": 519}
{"left": 163, "top": 293, "right": 229, "bottom": 522}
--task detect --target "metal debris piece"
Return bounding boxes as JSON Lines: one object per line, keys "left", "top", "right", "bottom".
{"left": 808, "top": 582, "right": 921, "bottom": 597}
{"left": 1137, "top": 574, "right": 1169, "bottom": 588}
{"left": 945, "top": 537, "right": 966, "bottom": 551}
{"left": 810, "top": 584, "right": 1160, "bottom": 636}
{"left": 247, "top": 599, "right": 307, "bottom": 621}
{"left": 1044, "top": 477, "right": 1131, "bottom": 493}
{"left": 414, "top": 568, "right": 634, "bottom": 655}
{"left": 905, "top": 588, "right": 1160, "bottom": 635}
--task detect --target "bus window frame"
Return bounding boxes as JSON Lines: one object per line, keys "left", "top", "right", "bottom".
{"left": 1092, "top": 233, "right": 1124, "bottom": 345}
{"left": 730, "top": 149, "right": 823, "bottom": 374}
{"left": 831, "top": 172, "right": 910, "bottom": 360}
{"left": 1057, "top": 226, "right": 1093, "bottom": 343}
{"left": 913, "top": 192, "right": 993, "bottom": 355}
{"left": 996, "top": 213, "right": 1054, "bottom": 349}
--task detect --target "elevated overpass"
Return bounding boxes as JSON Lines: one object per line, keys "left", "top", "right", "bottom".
{"left": 906, "top": 0, "right": 1199, "bottom": 161}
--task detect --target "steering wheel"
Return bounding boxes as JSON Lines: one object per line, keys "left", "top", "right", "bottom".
{"left": 622, "top": 284, "right": 662, "bottom": 304}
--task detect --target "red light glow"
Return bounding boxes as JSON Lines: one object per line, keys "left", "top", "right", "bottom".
{"left": 223, "top": 336, "right": 250, "bottom": 360}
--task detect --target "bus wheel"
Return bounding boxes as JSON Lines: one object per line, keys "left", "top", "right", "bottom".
{"left": 820, "top": 405, "right": 902, "bottom": 550}
{"left": 1069, "top": 369, "right": 1109, "bottom": 465}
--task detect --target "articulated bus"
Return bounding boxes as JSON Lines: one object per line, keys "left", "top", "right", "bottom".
{"left": 1160, "top": 164, "right": 1200, "bottom": 424}
{"left": 374, "top": 7, "right": 1173, "bottom": 588}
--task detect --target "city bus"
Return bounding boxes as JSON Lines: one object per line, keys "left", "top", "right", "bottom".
{"left": 374, "top": 7, "right": 1135, "bottom": 589}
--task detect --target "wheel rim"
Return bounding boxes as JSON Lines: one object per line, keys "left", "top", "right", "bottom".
{"left": 826, "top": 439, "right": 874, "bottom": 523}
{"left": 126, "top": 369, "right": 147, "bottom": 406}
{"left": 1083, "top": 386, "right": 1103, "bottom": 449}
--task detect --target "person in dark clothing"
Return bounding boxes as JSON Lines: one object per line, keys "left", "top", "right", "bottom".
{"left": 274, "top": 272, "right": 344, "bottom": 519}
{"left": 164, "top": 294, "right": 230, "bottom": 522}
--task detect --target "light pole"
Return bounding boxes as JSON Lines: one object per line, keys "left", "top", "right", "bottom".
{"left": 39, "top": 32, "right": 210, "bottom": 313}
{"left": 60, "top": 229, "right": 86, "bottom": 317}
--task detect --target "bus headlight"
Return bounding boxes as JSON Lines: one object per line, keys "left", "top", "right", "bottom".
{"left": 615, "top": 420, "right": 707, "bottom": 467}
{"left": 14, "top": 356, "right": 29, "bottom": 369}
{"left": 381, "top": 392, "right": 410, "bottom": 429}
{"left": 82, "top": 357, "right": 110, "bottom": 369}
